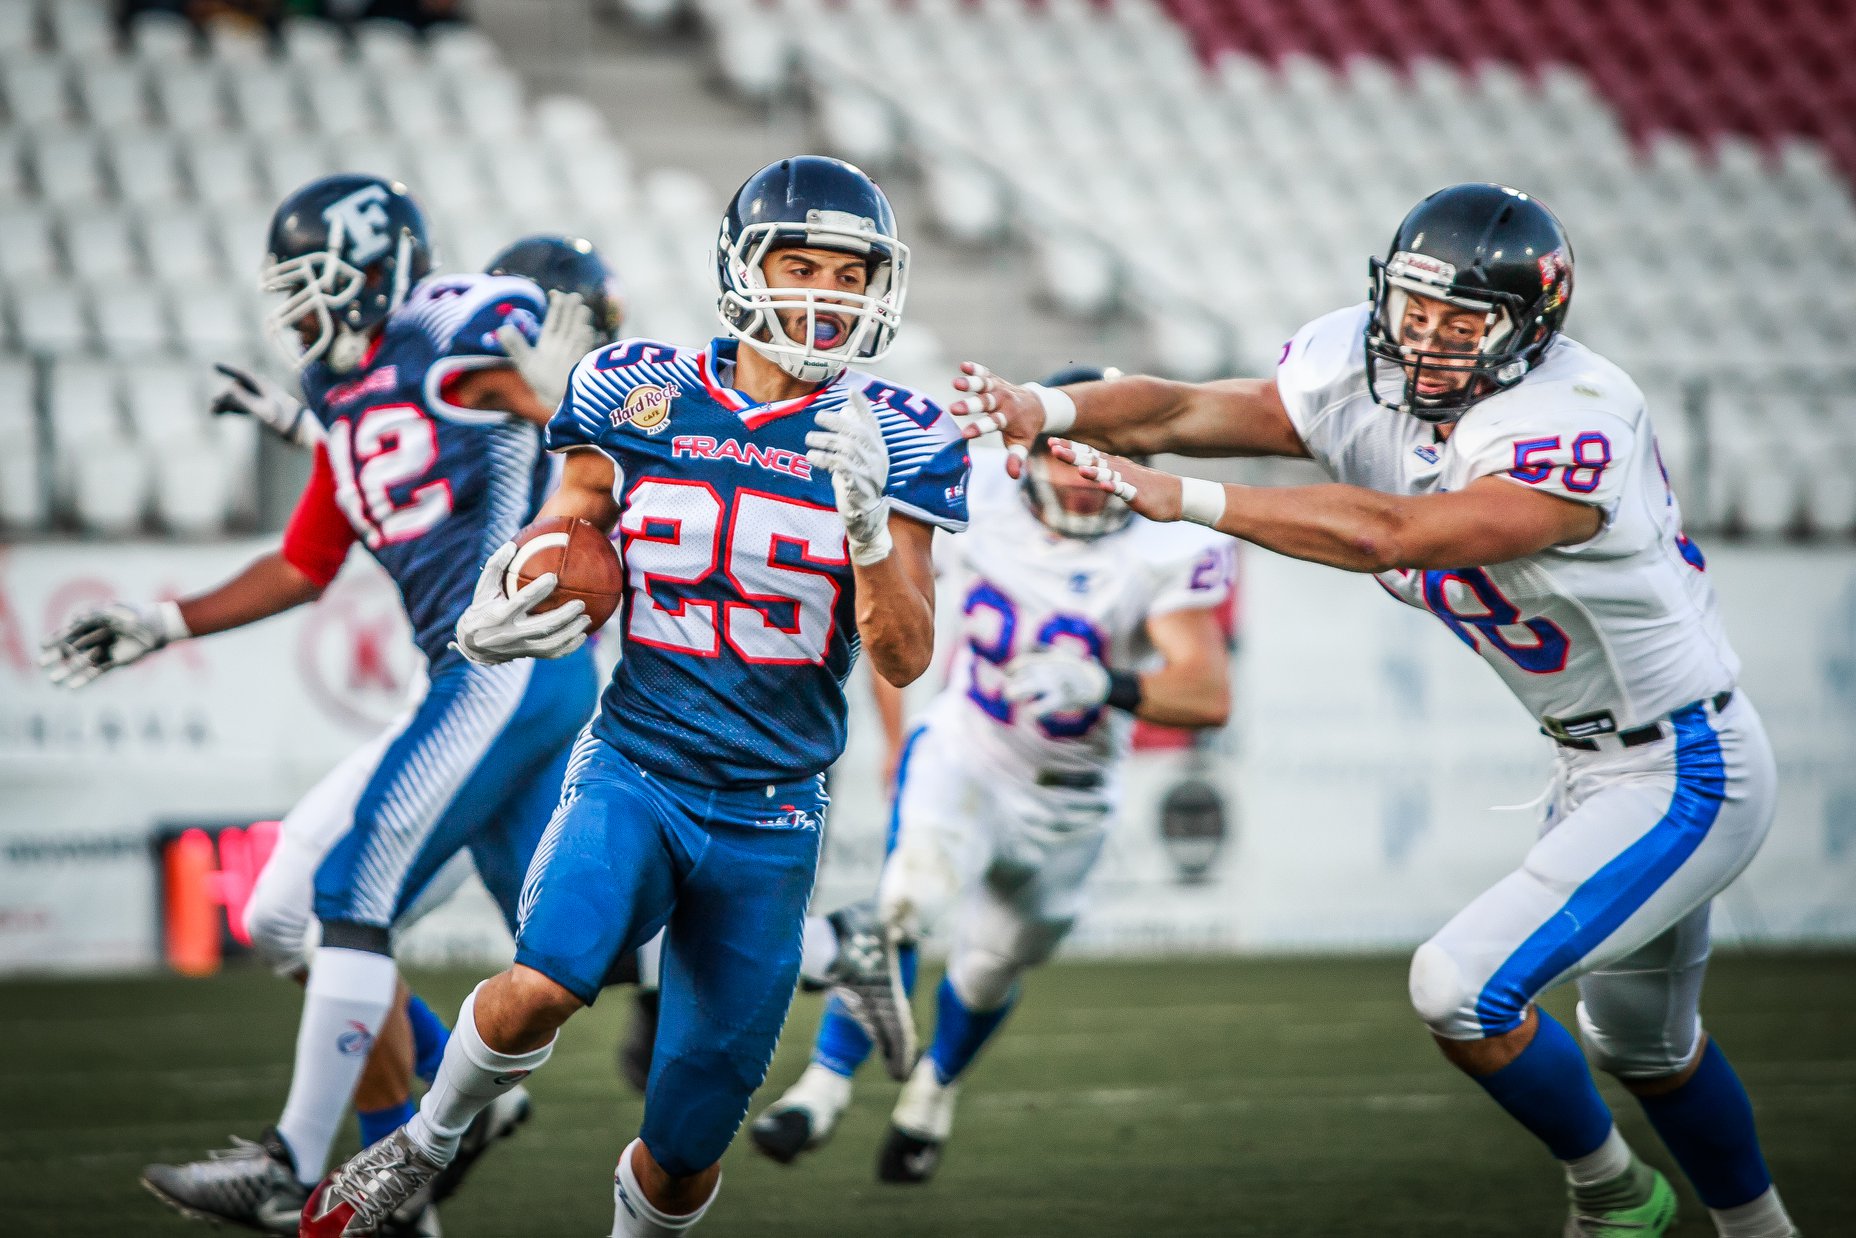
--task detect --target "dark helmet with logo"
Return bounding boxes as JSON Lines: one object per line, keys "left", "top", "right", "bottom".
{"left": 714, "top": 155, "right": 907, "bottom": 384}
{"left": 1364, "top": 183, "right": 1573, "bottom": 422}
{"left": 261, "top": 173, "right": 432, "bottom": 372}
{"left": 1022, "top": 364, "right": 1142, "bottom": 539}
{"left": 485, "top": 234, "right": 627, "bottom": 344}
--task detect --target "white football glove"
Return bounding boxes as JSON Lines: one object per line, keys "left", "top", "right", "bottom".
{"left": 1000, "top": 647, "right": 1110, "bottom": 719}
{"left": 211, "top": 362, "right": 319, "bottom": 448}
{"left": 497, "top": 290, "right": 597, "bottom": 413}
{"left": 39, "top": 601, "right": 190, "bottom": 690}
{"left": 805, "top": 390, "right": 892, "bottom": 566}
{"left": 452, "top": 541, "right": 590, "bottom": 666}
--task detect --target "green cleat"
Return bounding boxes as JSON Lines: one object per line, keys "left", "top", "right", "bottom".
{"left": 1563, "top": 1167, "right": 1678, "bottom": 1237}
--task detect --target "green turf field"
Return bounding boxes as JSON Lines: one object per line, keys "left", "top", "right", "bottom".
{"left": 1, "top": 952, "right": 1850, "bottom": 1237}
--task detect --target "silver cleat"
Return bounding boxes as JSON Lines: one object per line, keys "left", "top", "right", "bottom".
{"left": 824, "top": 900, "right": 918, "bottom": 1082}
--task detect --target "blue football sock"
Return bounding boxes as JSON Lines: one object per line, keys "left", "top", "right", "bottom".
{"left": 925, "top": 974, "right": 1016, "bottom": 1085}
{"left": 812, "top": 944, "right": 917, "bottom": 1078}
{"left": 1636, "top": 1039, "right": 1773, "bottom": 1209}
{"left": 1472, "top": 1009, "right": 1615, "bottom": 1161}
{"left": 405, "top": 993, "right": 450, "bottom": 1085}
{"left": 356, "top": 1099, "right": 416, "bottom": 1150}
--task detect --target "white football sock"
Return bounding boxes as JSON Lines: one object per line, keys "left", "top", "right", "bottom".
{"left": 1711, "top": 1187, "right": 1796, "bottom": 1238}
{"left": 1562, "top": 1125, "right": 1634, "bottom": 1187}
{"left": 797, "top": 915, "right": 840, "bottom": 987}
{"left": 404, "top": 982, "right": 554, "bottom": 1164}
{"left": 276, "top": 946, "right": 399, "bottom": 1185}
{"left": 612, "top": 1140, "right": 717, "bottom": 1237}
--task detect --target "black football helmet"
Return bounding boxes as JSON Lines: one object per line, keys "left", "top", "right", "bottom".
{"left": 1023, "top": 364, "right": 1140, "bottom": 539}
{"left": 1365, "top": 183, "right": 1573, "bottom": 422}
{"left": 714, "top": 155, "right": 907, "bottom": 383}
{"left": 484, "top": 234, "right": 627, "bottom": 344}
{"left": 262, "top": 173, "right": 432, "bottom": 373}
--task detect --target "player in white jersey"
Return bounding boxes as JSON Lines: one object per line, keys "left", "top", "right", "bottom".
{"left": 952, "top": 185, "right": 1798, "bottom": 1238}
{"left": 751, "top": 369, "right": 1236, "bottom": 1183}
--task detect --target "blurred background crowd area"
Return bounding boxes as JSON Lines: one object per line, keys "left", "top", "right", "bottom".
{"left": 1, "top": 0, "right": 1853, "bottom": 543}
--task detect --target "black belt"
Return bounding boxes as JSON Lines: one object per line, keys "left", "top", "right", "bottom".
{"left": 1035, "top": 768, "right": 1104, "bottom": 791}
{"left": 1550, "top": 691, "right": 1734, "bottom": 752}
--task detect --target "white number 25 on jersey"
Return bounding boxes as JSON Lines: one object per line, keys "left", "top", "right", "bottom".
{"left": 620, "top": 478, "right": 845, "bottom": 665}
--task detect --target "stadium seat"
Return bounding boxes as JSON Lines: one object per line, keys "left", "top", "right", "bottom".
{"left": 29, "top": 128, "right": 108, "bottom": 207}
{"left": 172, "top": 288, "right": 250, "bottom": 360}
{"left": 60, "top": 207, "right": 140, "bottom": 283}
{"left": 300, "top": 65, "right": 383, "bottom": 139}
{"left": 224, "top": 68, "right": 307, "bottom": 138}
{"left": 185, "top": 135, "right": 267, "bottom": 208}
{"left": 14, "top": 287, "right": 95, "bottom": 354}
{"left": 151, "top": 431, "right": 237, "bottom": 536}
{"left": 151, "top": 64, "right": 228, "bottom": 132}
{"left": 0, "top": 204, "right": 59, "bottom": 282}
{"left": 73, "top": 62, "right": 150, "bottom": 130}
{"left": 106, "top": 128, "right": 189, "bottom": 207}
{"left": 126, "top": 361, "right": 205, "bottom": 444}
{"left": 1, "top": 59, "right": 70, "bottom": 129}
{"left": 281, "top": 19, "right": 348, "bottom": 69}
{"left": 128, "top": 11, "right": 196, "bottom": 62}
{"left": 142, "top": 213, "right": 225, "bottom": 283}
{"left": 66, "top": 428, "right": 151, "bottom": 536}
{"left": 96, "top": 284, "right": 175, "bottom": 360}
{"left": 46, "top": 0, "right": 114, "bottom": 57}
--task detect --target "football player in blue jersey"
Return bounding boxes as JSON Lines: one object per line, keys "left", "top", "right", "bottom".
{"left": 40, "top": 177, "right": 605, "bottom": 1235}
{"left": 303, "top": 155, "right": 971, "bottom": 1238}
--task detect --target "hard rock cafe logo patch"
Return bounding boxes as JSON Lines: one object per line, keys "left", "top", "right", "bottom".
{"left": 1538, "top": 249, "right": 1571, "bottom": 312}
{"left": 616, "top": 383, "right": 675, "bottom": 434}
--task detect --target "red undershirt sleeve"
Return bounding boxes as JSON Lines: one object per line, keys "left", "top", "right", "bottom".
{"left": 279, "top": 444, "right": 357, "bottom": 588}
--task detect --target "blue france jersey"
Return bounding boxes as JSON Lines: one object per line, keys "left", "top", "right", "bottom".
{"left": 299, "top": 273, "right": 552, "bottom": 666}
{"left": 546, "top": 336, "right": 971, "bottom": 787}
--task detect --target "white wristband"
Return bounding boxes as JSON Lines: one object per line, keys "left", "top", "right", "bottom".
{"left": 1177, "top": 477, "right": 1226, "bottom": 527}
{"left": 1023, "top": 383, "right": 1077, "bottom": 435}
{"left": 156, "top": 599, "right": 192, "bottom": 641}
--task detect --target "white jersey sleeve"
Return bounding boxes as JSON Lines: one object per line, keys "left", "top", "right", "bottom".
{"left": 1146, "top": 524, "right": 1236, "bottom": 617}
{"left": 1274, "top": 303, "right": 1375, "bottom": 472}
{"left": 1447, "top": 386, "right": 1641, "bottom": 526}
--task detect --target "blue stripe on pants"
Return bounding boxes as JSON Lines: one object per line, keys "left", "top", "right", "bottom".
{"left": 1475, "top": 703, "right": 1727, "bottom": 1036}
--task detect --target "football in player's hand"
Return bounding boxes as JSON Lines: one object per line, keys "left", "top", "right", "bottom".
{"left": 505, "top": 517, "right": 624, "bottom": 632}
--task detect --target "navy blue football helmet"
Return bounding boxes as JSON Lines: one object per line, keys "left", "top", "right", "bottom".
{"left": 262, "top": 173, "right": 433, "bottom": 372}
{"left": 714, "top": 156, "right": 907, "bottom": 383}
{"left": 484, "top": 234, "right": 627, "bottom": 344}
{"left": 1023, "top": 364, "right": 1138, "bottom": 539}
{"left": 1365, "top": 183, "right": 1573, "bottom": 422}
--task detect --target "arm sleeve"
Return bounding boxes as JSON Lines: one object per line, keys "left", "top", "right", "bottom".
{"left": 1453, "top": 407, "right": 1638, "bottom": 520}
{"left": 1149, "top": 532, "right": 1236, "bottom": 617}
{"left": 1274, "top": 303, "right": 1372, "bottom": 470}
{"left": 867, "top": 381, "right": 970, "bottom": 530}
{"left": 543, "top": 347, "right": 619, "bottom": 454}
{"left": 279, "top": 444, "right": 356, "bottom": 588}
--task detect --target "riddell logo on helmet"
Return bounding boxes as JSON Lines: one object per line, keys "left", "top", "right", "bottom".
{"left": 1389, "top": 251, "right": 1456, "bottom": 285}
{"left": 614, "top": 384, "right": 675, "bottom": 434}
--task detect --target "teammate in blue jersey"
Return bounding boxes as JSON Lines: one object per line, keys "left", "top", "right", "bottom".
{"left": 40, "top": 176, "right": 604, "bottom": 1235}
{"left": 304, "top": 156, "right": 970, "bottom": 1238}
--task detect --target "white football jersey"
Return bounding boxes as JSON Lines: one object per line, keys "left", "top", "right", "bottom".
{"left": 924, "top": 454, "right": 1235, "bottom": 791}
{"left": 1277, "top": 303, "right": 1739, "bottom": 735}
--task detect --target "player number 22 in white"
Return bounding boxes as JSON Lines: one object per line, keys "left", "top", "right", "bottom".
{"left": 620, "top": 479, "right": 844, "bottom": 665}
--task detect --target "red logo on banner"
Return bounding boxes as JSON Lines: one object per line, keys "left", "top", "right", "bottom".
{"left": 297, "top": 569, "right": 416, "bottom": 733}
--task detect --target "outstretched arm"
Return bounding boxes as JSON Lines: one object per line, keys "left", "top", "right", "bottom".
{"left": 950, "top": 364, "right": 1307, "bottom": 476}
{"left": 1056, "top": 446, "right": 1602, "bottom": 573}
{"left": 1134, "top": 604, "right": 1232, "bottom": 729}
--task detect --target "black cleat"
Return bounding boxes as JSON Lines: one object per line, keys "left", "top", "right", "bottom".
{"left": 876, "top": 1124, "right": 943, "bottom": 1185}
{"left": 748, "top": 1108, "right": 816, "bottom": 1165}
{"left": 616, "top": 988, "right": 660, "bottom": 1094}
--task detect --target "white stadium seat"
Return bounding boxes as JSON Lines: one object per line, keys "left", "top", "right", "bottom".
{"left": 151, "top": 431, "right": 238, "bottom": 536}
{"left": 106, "top": 128, "right": 189, "bottom": 207}
{"left": 185, "top": 135, "right": 267, "bottom": 208}
{"left": 172, "top": 286, "right": 250, "bottom": 359}
{"left": 30, "top": 128, "right": 108, "bottom": 207}
{"left": 142, "top": 213, "right": 225, "bottom": 283}
{"left": 14, "top": 287, "right": 95, "bottom": 354}
{"left": 282, "top": 19, "right": 348, "bottom": 69}
{"left": 74, "top": 62, "right": 150, "bottom": 130}
{"left": 67, "top": 427, "right": 151, "bottom": 536}
{"left": 94, "top": 283, "right": 175, "bottom": 360}
{"left": 60, "top": 207, "right": 141, "bottom": 282}
{"left": 151, "top": 64, "right": 228, "bottom": 131}
{"left": 2, "top": 59, "right": 71, "bottom": 128}
{"left": 224, "top": 68, "right": 306, "bottom": 138}
{"left": 0, "top": 204, "right": 59, "bottom": 281}
{"left": 126, "top": 361, "right": 205, "bottom": 444}
{"left": 129, "top": 11, "right": 197, "bottom": 62}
